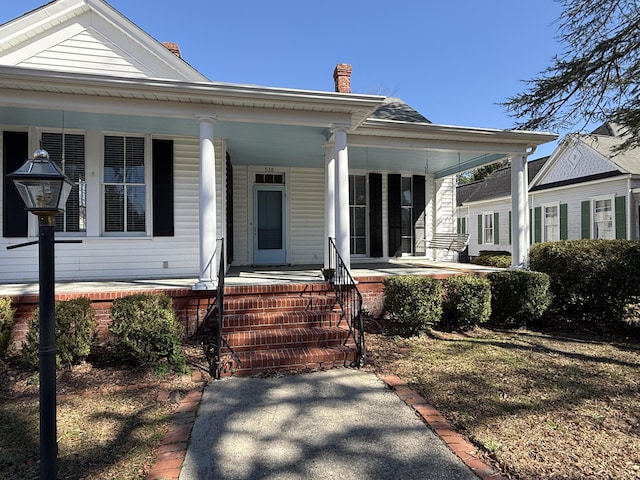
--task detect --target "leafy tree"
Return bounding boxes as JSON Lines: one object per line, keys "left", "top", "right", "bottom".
{"left": 503, "top": 0, "right": 640, "bottom": 151}
{"left": 457, "top": 160, "right": 509, "bottom": 185}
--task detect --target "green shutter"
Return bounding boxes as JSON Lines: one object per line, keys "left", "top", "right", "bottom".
{"left": 457, "top": 218, "right": 461, "bottom": 234}
{"left": 529, "top": 209, "right": 533, "bottom": 244}
{"left": 534, "top": 207, "right": 542, "bottom": 243}
{"left": 462, "top": 217, "right": 467, "bottom": 235}
{"left": 615, "top": 196, "right": 627, "bottom": 239}
{"left": 581, "top": 201, "right": 591, "bottom": 239}
{"left": 494, "top": 212, "right": 500, "bottom": 244}
{"left": 560, "top": 204, "right": 568, "bottom": 240}
{"left": 508, "top": 211, "right": 512, "bottom": 245}
{"left": 477, "top": 214, "right": 483, "bottom": 245}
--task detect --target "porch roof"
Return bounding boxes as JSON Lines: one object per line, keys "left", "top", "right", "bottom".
{"left": 0, "top": 64, "right": 558, "bottom": 177}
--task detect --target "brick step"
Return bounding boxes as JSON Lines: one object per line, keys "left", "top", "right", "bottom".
{"left": 218, "top": 345, "right": 358, "bottom": 377}
{"left": 224, "top": 283, "right": 333, "bottom": 297}
{"left": 222, "top": 310, "right": 342, "bottom": 332}
{"left": 222, "top": 326, "right": 350, "bottom": 353}
{"left": 223, "top": 295, "right": 337, "bottom": 315}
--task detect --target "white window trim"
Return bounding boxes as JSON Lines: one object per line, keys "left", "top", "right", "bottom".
{"left": 591, "top": 195, "right": 615, "bottom": 240}
{"left": 542, "top": 202, "right": 560, "bottom": 242}
{"left": 482, "top": 211, "right": 494, "bottom": 245}
{"left": 100, "top": 133, "right": 151, "bottom": 237}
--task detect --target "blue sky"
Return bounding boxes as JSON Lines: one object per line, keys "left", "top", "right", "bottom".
{"left": 2, "top": 1, "right": 568, "bottom": 158}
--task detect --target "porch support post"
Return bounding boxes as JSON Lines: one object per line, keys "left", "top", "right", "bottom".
{"left": 333, "top": 124, "right": 350, "bottom": 272}
{"left": 324, "top": 142, "right": 336, "bottom": 268}
{"left": 510, "top": 153, "right": 529, "bottom": 268}
{"left": 193, "top": 115, "right": 218, "bottom": 290}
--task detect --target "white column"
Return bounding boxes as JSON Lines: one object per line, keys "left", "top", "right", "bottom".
{"left": 323, "top": 142, "right": 336, "bottom": 268}
{"left": 510, "top": 153, "right": 529, "bottom": 268}
{"left": 193, "top": 116, "right": 218, "bottom": 290}
{"left": 333, "top": 125, "right": 350, "bottom": 272}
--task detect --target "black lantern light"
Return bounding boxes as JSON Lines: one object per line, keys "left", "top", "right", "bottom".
{"left": 8, "top": 148, "right": 73, "bottom": 218}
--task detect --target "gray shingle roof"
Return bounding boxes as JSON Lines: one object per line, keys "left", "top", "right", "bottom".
{"left": 370, "top": 97, "right": 431, "bottom": 123}
{"left": 457, "top": 157, "right": 549, "bottom": 205}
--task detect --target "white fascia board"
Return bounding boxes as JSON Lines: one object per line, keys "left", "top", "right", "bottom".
{"left": 360, "top": 118, "right": 558, "bottom": 150}
{"left": 0, "top": 66, "right": 383, "bottom": 126}
{"left": 461, "top": 196, "right": 511, "bottom": 208}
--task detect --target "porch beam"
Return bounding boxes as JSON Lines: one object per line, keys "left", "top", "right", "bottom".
{"left": 333, "top": 124, "right": 350, "bottom": 272}
{"left": 193, "top": 115, "right": 218, "bottom": 290}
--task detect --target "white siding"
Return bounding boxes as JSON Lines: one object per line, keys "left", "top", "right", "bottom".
{"left": 289, "top": 167, "right": 324, "bottom": 264}
{"left": 0, "top": 133, "right": 204, "bottom": 283}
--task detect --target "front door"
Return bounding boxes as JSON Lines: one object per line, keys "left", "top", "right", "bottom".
{"left": 253, "top": 185, "right": 286, "bottom": 265}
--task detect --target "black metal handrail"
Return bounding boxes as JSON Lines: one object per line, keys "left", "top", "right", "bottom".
{"left": 328, "top": 237, "right": 366, "bottom": 367}
{"left": 214, "top": 237, "right": 226, "bottom": 379}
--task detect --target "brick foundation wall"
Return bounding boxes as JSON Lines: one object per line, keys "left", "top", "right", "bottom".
{"left": 6, "top": 288, "right": 216, "bottom": 352}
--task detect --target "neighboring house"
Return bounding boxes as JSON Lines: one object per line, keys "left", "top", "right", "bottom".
{"left": 0, "top": 0, "right": 556, "bottom": 286}
{"left": 458, "top": 123, "right": 640, "bottom": 258}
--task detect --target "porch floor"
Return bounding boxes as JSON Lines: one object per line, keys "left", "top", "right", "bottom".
{"left": 0, "top": 258, "right": 499, "bottom": 297}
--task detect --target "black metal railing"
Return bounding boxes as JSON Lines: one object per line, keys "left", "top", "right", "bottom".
{"left": 328, "top": 237, "right": 366, "bottom": 367}
{"left": 200, "top": 238, "right": 239, "bottom": 379}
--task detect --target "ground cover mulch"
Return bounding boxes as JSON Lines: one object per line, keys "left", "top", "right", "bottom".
{"left": 365, "top": 327, "right": 640, "bottom": 480}
{"left": 0, "top": 342, "right": 210, "bottom": 480}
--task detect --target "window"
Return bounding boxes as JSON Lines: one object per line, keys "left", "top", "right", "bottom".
{"left": 349, "top": 175, "right": 367, "bottom": 255}
{"left": 457, "top": 216, "right": 468, "bottom": 235}
{"left": 400, "top": 176, "right": 413, "bottom": 254}
{"left": 544, "top": 204, "right": 559, "bottom": 241}
{"left": 483, "top": 212, "right": 494, "bottom": 244}
{"left": 104, "top": 136, "right": 146, "bottom": 233}
{"left": 594, "top": 198, "right": 614, "bottom": 239}
{"left": 41, "top": 132, "right": 86, "bottom": 233}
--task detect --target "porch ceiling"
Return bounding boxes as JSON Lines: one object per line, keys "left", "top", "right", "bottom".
{"left": 0, "top": 105, "right": 547, "bottom": 177}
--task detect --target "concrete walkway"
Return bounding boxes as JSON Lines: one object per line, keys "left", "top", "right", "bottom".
{"left": 179, "top": 370, "right": 480, "bottom": 480}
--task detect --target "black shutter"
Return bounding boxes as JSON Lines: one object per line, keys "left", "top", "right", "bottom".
{"left": 369, "top": 173, "right": 383, "bottom": 257}
{"left": 413, "top": 175, "right": 425, "bottom": 253}
{"left": 3, "top": 131, "right": 29, "bottom": 238}
{"left": 388, "top": 174, "right": 401, "bottom": 256}
{"left": 152, "top": 139, "right": 174, "bottom": 237}
{"left": 226, "top": 152, "right": 233, "bottom": 263}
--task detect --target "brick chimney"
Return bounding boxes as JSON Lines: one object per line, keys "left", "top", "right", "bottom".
{"left": 162, "top": 42, "right": 182, "bottom": 59}
{"left": 333, "top": 63, "right": 352, "bottom": 93}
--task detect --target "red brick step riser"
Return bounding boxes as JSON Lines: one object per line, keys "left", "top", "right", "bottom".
{"left": 223, "top": 295, "right": 337, "bottom": 315}
{"left": 218, "top": 345, "right": 357, "bottom": 377}
{"left": 222, "top": 326, "right": 350, "bottom": 353}
{"left": 222, "top": 310, "right": 342, "bottom": 331}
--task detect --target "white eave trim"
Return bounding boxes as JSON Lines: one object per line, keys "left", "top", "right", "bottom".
{"left": 360, "top": 117, "right": 558, "bottom": 148}
{"left": 0, "top": 65, "right": 384, "bottom": 124}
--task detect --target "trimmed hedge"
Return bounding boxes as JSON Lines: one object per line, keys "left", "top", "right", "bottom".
{"left": 530, "top": 240, "right": 640, "bottom": 323}
{"left": 383, "top": 276, "right": 443, "bottom": 336}
{"left": 109, "top": 293, "right": 187, "bottom": 373}
{"left": 487, "top": 270, "right": 551, "bottom": 327}
{"left": 22, "top": 297, "right": 96, "bottom": 370}
{"left": 472, "top": 255, "right": 511, "bottom": 268}
{"left": 0, "top": 296, "right": 14, "bottom": 358}
{"left": 442, "top": 275, "right": 491, "bottom": 331}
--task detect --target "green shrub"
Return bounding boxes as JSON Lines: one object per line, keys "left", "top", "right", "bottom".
{"left": 530, "top": 240, "right": 640, "bottom": 323}
{"left": 383, "top": 276, "right": 443, "bottom": 336}
{"left": 472, "top": 255, "right": 511, "bottom": 268}
{"left": 0, "top": 296, "right": 15, "bottom": 358}
{"left": 109, "top": 293, "right": 187, "bottom": 373}
{"left": 487, "top": 270, "right": 551, "bottom": 327}
{"left": 22, "top": 297, "right": 96, "bottom": 370}
{"left": 442, "top": 275, "right": 491, "bottom": 331}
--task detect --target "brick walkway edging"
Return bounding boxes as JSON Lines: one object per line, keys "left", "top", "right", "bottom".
{"left": 146, "top": 371, "right": 205, "bottom": 480}
{"left": 380, "top": 374, "right": 508, "bottom": 480}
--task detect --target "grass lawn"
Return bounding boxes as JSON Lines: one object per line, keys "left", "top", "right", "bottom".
{"left": 366, "top": 328, "right": 640, "bottom": 480}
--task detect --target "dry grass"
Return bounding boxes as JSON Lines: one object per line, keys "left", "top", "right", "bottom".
{"left": 0, "top": 344, "right": 208, "bottom": 480}
{"left": 365, "top": 328, "right": 640, "bottom": 480}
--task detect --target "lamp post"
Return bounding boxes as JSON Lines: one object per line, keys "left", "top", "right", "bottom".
{"left": 8, "top": 148, "right": 73, "bottom": 480}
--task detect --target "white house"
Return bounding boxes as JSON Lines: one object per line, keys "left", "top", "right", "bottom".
{"left": 0, "top": 0, "right": 556, "bottom": 287}
{"left": 458, "top": 123, "right": 640, "bottom": 259}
